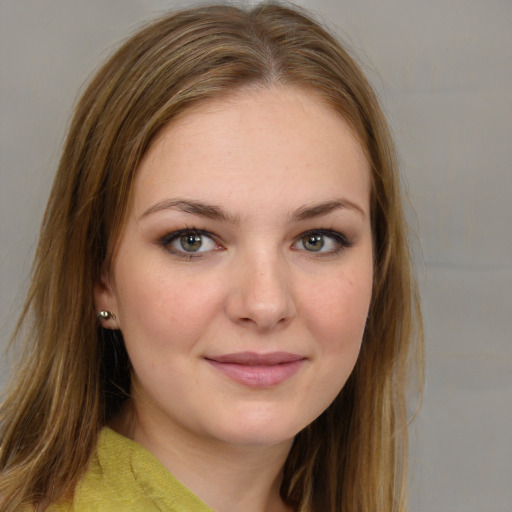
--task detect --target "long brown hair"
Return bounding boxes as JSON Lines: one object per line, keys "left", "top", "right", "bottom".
{"left": 0, "top": 3, "right": 423, "bottom": 511}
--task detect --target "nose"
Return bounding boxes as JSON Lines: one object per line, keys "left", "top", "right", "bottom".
{"left": 225, "top": 249, "right": 296, "bottom": 332}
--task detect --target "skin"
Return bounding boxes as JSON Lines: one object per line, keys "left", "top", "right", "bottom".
{"left": 95, "top": 85, "right": 373, "bottom": 512}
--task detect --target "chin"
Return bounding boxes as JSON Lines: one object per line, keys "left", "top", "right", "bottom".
{"left": 215, "top": 427, "right": 297, "bottom": 448}
{"left": 205, "top": 410, "right": 309, "bottom": 448}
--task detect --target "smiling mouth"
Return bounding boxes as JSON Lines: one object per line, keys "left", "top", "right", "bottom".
{"left": 205, "top": 352, "right": 306, "bottom": 388}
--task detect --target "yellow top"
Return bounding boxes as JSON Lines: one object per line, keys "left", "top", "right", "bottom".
{"left": 48, "top": 427, "right": 214, "bottom": 512}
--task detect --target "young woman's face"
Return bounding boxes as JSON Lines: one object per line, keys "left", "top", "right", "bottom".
{"left": 96, "top": 86, "right": 373, "bottom": 447}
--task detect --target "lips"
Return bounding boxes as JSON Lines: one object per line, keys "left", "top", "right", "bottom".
{"left": 205, "top": 351, "right": 306, "bottom": 387}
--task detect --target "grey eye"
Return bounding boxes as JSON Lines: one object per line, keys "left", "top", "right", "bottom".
{"left": 292, "top": 229, "right": 350, "bottom": 254}
{"left": 160, "top": 229, "right": 219, "bottom": 257}
{"left": 179, "top": 233, "right": 203, "bottom": 252}
{"left": 302, "top": 234, "right": 325, "bottom": 252}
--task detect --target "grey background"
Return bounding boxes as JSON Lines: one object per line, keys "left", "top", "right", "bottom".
{"left": 1, "top": 1, "right": 511, "bottom": 510}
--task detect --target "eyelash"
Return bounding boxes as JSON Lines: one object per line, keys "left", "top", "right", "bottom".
{"left": 157, "top": 227, "right": 353, "bottom": 260}
{"left": 294, "top": 229, "right": 353, "bottom": 255}
{"left": 157, "top": 228, "right": 220, "bottom": 260}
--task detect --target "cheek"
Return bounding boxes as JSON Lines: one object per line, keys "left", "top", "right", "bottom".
{"left": 301, "top": 268, "right": 372, "bottom": 356}
{"left": 114, "top": 263, "right": 223, "bottom": 350}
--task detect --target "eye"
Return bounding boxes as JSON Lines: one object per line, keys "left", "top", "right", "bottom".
{"left": 293, "top": 230, "right": 351, "bottom": 254}
{"left": 159, "top": 229, "right": 220, "bottom": 256}
{"left": 301, "top": 233, "right": 326, "bottom": 252}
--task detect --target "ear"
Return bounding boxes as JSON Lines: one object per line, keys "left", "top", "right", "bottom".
{"left": 94, "top": 268, "right": 119, "bottom": 330}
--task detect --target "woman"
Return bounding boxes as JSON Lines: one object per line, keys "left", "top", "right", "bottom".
{"left": 0, "top": 3, "right": 423, "bottom": 511}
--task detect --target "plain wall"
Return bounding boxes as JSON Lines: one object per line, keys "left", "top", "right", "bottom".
{"left": 1, "top": 1, "right": 511, "bottom": 510}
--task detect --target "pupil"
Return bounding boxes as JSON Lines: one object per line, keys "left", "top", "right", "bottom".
{"left": 181, "top": 233, "right": 202, "bottom": 252}
{"left": 304, "top": 234, "right": 324, "bottom": 251}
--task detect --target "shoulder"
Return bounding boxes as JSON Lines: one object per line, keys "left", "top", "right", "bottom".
{"left": 58, "top": 427, "right": 213, "bottom": 512}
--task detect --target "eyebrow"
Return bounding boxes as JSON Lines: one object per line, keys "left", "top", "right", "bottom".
{"left": 140, "top": 198, "right": 241, "bottom": 224}
{"left": 292, "top": 199, "right": 367, "bottom": 221}
{"left": 140, "top": 198, "right": 366, "bottom": 223}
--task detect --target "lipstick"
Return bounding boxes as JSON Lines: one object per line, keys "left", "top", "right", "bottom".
{"left": 205, "top": 351, "right": 306, "bottom": 387}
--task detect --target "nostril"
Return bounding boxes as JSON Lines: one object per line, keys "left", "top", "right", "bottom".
{"left": 237, "top": 314, "right": 291, "bottom": 331}
{"left": 224, "top": 263, "right": 296, "bottom": 330}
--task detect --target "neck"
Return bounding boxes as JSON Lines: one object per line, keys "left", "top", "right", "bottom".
{"left": 111, "top": 400, "right": 295, "bottom": 512}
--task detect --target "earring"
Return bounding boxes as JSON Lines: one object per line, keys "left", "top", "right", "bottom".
{"left": 97, "top": 310, "right": 116, "bottom": 321}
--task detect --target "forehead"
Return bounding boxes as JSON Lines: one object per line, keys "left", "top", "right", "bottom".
{"left": 132, "top": 85, "right": 371, "bottom": 219}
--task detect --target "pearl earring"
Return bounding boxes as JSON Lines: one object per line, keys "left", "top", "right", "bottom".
{"left": 97, "top": 310, "right": 116, "bottom": 321}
